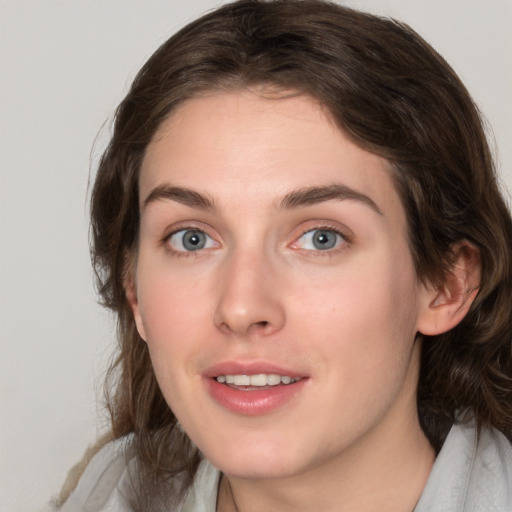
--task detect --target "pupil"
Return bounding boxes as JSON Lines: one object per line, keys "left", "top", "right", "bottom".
{"left": 183, "top": 230, "right": 206, "bottom": 251}
{"left": 313, "top": 230, "right": 336, "bottom": 250}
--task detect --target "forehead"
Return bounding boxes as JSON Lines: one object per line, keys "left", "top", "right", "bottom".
{"left": 139, "top": 90, "right": 402, "bottom": 222}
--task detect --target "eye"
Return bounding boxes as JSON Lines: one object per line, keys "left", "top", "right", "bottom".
{"left": 293, "top": 228, "right": 346, "bottom": 251}
{"left": 167, "top": 229, "right": 217, "bottom": 252}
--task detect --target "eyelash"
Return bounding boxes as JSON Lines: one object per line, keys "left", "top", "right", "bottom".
{"left": 162, "top": 224, "right": 351, "bottom": 257}
{"left": 163, "top": 226, "right": 218, "bottom": 257}
{"left": 291, "top": 225, "right": 350, "bottom": 255}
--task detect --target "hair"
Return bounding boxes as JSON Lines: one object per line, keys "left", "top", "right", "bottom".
{"left": 86, "top": 0, "right": 512, "bottom": 508}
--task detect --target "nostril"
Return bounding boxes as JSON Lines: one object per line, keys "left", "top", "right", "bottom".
{"left": 246, "top": 320, "right": 271, "bottom": 333}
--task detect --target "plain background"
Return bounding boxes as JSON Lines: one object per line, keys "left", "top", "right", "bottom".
{"left": 0, "top": 1, "right": 510, "bottom": 510}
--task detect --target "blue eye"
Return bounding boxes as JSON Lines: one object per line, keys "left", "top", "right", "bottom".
{"left": 167, "top": 229, "right": 216, "bottom": 252}
{"left": 296, "top": 229, "right": 345, "bottom": 251}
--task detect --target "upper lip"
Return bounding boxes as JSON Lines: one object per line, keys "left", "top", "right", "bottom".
{"left": 203, "top": 361, "right": 306, "bottom": 379}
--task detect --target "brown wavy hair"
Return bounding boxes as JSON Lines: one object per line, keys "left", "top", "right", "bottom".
{"left": 86, "top": 0, "right": 512, "bottom": 508}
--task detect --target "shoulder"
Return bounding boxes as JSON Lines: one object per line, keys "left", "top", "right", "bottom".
{"left": 56, "top": 436, "right": 221, "bottom": 512}
{"left": 415, "top": 422, "right": 512, "bottom": 512}
{"left": 466, "top": 425, "right": 512, "bottom": 511}
{"left": 180, "top": 459, "right": 220, "bottom": 512}
{"left": 57, "top": 436, "right": 136, "bottom": 512}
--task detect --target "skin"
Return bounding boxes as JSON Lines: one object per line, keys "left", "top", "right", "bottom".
{"left": 127, "top": 90, "right": 479, "bottom": 512}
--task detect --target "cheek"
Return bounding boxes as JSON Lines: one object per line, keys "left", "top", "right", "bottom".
{"left": 135, "top": 268, "right": 192, "bottom": 367}
{"left": 301, "top": 272, "right": 420, "bottom": 425}
{"left": 294, "top": 250, "right": 420, "bottom": 381}
{"left": 134, "top": 256, "right": 221, "bottom": 391}
{"left": 137, "top": 255, "right": 209, "bottom": 335}
{"left": 136, "top": 276, "right": 204, "bottom": 417}
{"left": 298, "top": 250, "right": 418, "bottom": 334}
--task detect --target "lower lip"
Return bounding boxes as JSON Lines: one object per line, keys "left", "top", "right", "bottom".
{"left": 205, "top": 378, "right": 307, "bottom": 416}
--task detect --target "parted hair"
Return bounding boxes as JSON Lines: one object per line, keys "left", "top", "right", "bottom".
{"left": 86, "top": 0, "right": 512, "bottom": 508}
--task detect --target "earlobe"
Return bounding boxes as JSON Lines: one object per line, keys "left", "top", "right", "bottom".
{"left": 124, "top": 274, "right": 147, "bottom": 342}
{"left": 417, "top": 242, "right": 481, "bottom": 336}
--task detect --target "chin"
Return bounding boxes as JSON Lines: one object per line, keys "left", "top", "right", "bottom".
{"left": 202, "top": 436, "right": 309, "bottom": 479}
{"left": 216, "top": 458, "right": 300, "bottom": 480}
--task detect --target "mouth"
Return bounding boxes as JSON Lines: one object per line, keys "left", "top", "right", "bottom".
{"left": 204, "top": 364, "right": 307, "bottom": 415}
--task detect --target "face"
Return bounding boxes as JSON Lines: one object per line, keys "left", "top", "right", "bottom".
{"left": 130, "top": 90, "right": 433, "bottom": 479}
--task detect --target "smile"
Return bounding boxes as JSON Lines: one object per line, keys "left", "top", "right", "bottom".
{"left": 205, "top": 365, "right": 307, "bottom": 415}
{"left": 215, "top": 374, "right": 302, "bottom": 386}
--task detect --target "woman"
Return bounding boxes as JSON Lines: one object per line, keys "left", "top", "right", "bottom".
{"left": 58, "top": 1, "right": 512, "bottom": 510}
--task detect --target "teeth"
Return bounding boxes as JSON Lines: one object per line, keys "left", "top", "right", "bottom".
{"left": 215, "top": 374, "right": 301, "bottom": 386}
{"left": 234, "top": 375, "right": 251, "bottom": 386}
{"left": 248, "top": 374, "right": 267, "bottom": 386}
{"left": 267, "top": 374, "right": 282, "bottom": 386}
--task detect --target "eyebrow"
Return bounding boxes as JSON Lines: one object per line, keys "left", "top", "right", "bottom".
{"left": 143, "top": 183, "right": 382, "bottom": 215}
{"left": 143, "top": 185, "right": 215, "bottom": 210}
{"left": 280, "top": 184, "right": 383, "bottom": 215}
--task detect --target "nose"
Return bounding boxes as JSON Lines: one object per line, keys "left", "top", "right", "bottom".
{"left": 213, "top": 248, "right": 286, "bottom": 338}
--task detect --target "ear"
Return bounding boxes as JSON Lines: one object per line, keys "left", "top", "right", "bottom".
{"left": 417, "top": 241, "right": 481, "bottom": 336}
{"left": 124, "top": 268, "right": 147, "bottom": 342}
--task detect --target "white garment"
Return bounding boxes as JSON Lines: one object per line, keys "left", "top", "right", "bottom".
{"left": 414, "top": 423, "right": 512, "bottom": 512}
{"left": 58, "top": 422, "right": 512, "bottom": 511}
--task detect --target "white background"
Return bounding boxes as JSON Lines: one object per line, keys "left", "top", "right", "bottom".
{"left": 0, "top": 1, "right": 510, "bottom": 510}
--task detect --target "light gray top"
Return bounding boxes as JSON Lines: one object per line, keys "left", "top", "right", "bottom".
{"left": 58, "top": 422, "right": 512, "bottom": 512}
{"left": 414, "top": 422, "right": 511, "bottom": 512}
